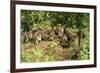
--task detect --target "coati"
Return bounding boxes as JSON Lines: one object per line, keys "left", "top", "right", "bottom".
{"left": 21, "top": 31, "right": 30, "bottom": 43}
{"left": 60, "top": 34, "right": 70, "bottom": 48}
{"left": 28, "top": 29, "right": 37, "bottom": 42}
{"left": 45, "top": 27, "right": 55, "bottom": 41}
{"left": 60, "top": 26, "right": 78, "bottom": 48}
{"left": 63, "top": 27, "right": 77, "bottom": 42}
{"left": 54, "top": 26, "right": 63, "bottom": 38}
{"left": 33, "top": 29, "right": 46, "bottom": 43}
{"left": 21, "top": 27, "right": 50, "bottom": 43}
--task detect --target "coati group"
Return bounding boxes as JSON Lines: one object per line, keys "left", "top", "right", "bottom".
{"left": 21, "top": 26, "right": 85, "bottom": 60}
{"left": 21, "top": 26, "right": 85, "bottom": 48}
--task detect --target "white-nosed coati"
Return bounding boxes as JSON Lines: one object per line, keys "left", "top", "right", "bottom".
{"left": 60, "top": 34, "right": 70, "bottom": 48}
{"left": 21, "top": 28, "right": 46, "bottom": 43}
{"left": 21, "top": 31, "right": 30, "bottom": 43}
{"left": 33, "top": 28, "right": 47, "bottom": 43}
{"left": 60, "top": 26, "right": 78, "bottom": 48}
{"left": 54, "top": 26, "right": 63, "bottom": 38}
{"left": 45, "top": 27, "right": 55, "bottom": 41}
{"left": 63, "top": 27, "right": 77, "bottom": 42}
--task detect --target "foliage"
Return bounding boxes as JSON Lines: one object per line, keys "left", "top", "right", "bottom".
{"left": 21, "top": 10, "right": 89, "bottom": 31}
